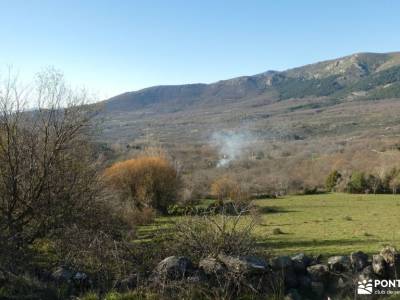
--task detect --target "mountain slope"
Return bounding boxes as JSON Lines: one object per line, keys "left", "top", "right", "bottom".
{"left": 99, "top": 52, "right": 400, "bottom": 144}
{"left": 103, "top": 52, "right": 400, "bottom": 114}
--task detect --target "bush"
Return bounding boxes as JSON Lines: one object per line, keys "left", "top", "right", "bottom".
{"left": 346, "top": 171, "right": 367, "bottom": 193}
{"left": 210, "top": 176, "right": 250, "bottom": 205}
{"left": 104, "top": 155, "right": 181, "bottom": 214}
{"left": 325, "top": 170, "right": 341, "bottom": 191}
{"left": 161, "top": 205, "right": 269, "bottom": 300}
{"left": 121, "top": 205, "right": 156, "bottom": 227}
{"left": 170, "top": 204, "right": 259, "bottom": 261}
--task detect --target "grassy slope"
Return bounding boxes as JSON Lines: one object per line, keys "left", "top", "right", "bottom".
{"left": 255, "top": 193, "right": 400, "bottom": 256}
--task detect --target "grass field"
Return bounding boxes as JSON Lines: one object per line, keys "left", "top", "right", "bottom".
{"left": 255, "top": 193, "right": 400, "bottom": 257}
{"left": 137, "top": 193, "right": 400, "bottom": 258}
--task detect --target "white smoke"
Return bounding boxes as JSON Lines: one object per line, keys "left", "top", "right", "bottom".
{"left": 211, "top": 130, "right": 255, "bottom": 167}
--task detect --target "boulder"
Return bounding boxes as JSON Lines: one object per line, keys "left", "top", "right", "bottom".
{"left": 328, "top": 275, "right": 353, "bottom": 300}
{"left": 270, "top": 256, "right": 293, "bottom": 271}
{"left": 358, "top": 265, "right": 377, "bottom": 283}
{"left": 153, "top": 256, "right": 193, "bottom": 281}
{"left": 327, "top": 255, "right": 351, "bottom": 272}
{"left": 269, "top": 256, "right": 298, "bottom": 288}
{"left": 380, "top": 246, "right": 397, "bottom": 265}
{"left": 372, "top": 254, "right": 387, "bottom": 277}
{"left": 52, "top": 266, "right": 74, "bottom": 283}
{"left": 291, "top": 253, "right": 311, "bottom": 274}
{"left": 74, "top": 272, "right": 88, "bottom": 282}
{"left": 199, "top": 257, "right": 225, "bottom": 275}
{"left": 350, "top": 251, "right": 369, "bottom": 272}
{"left": 217, "top": 254, "right": 268, "bottom": 275}
{"left": 380, "top": 246, "right": 400, "bottom": 278}
{"left": 307, "top": 264, "right": 330, "bottom": 283}
{"left": 186, "top": 270, "right": 207, "bottom": 283}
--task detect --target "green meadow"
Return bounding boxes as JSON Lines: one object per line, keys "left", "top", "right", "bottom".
{"left": 138, "top": 193, "right": 400, "bottom": 257}
{"left": 255, "top": 193, "right": 400, "bottom": 256}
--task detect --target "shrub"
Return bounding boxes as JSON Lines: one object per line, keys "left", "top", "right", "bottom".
{"left": 210, "top": 176, "right": 250, "bottom": 205}
{"left": 346, "top": 171, "right": 367, "bottom": 193}
{"left": 210, "top": 176, "right": 236, "bottom": 204}
{"left": 120, "top": 205, "right": 156, "bottom": 227}
{"left": 162, "top": 205, "right": 269, "bottom": 300}
{"left": 302, "top": 186, "right": 319, "bottom": 195}
{"left": 54, "top": 224, "right": 132, "bottom": 291}
{"left": 170, "top": 203, "right": 259, "bottom": 260}
{"left": 104, "top": 156, "right": 181, "bottom": 214}
{"left": 325, "top": 170, "right": 341, "bottom": 191}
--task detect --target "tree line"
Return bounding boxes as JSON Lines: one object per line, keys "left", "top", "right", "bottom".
{"left": 326, "top": 168, "right": 400, "bottom": 194}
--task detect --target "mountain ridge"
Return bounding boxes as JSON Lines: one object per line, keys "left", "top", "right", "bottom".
{"left": 103, "top": 52, "right": 400, "bottom": 113}
{"left": 99, "top": 52, "right": 400, "bottom": 145}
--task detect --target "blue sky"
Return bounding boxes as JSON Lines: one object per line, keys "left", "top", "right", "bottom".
{"left": 0, "top": 0, "right": 399, "bottom": 99}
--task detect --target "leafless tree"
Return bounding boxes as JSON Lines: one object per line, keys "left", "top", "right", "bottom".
{"left": 0, "top": 68, "right": 104, "bottom": 271}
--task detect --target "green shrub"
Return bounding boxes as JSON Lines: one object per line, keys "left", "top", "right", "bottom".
{"left": 167, "top": 204, "right": 210, "bottom": 216}
{"left": 346, "top": 171, "right": 367, "bottom": 193}
{"left": 325, "top": 170, "right": 341, "bottom": 191}
{"left": 302, "top": 186, "right": 319, "bottom": 195}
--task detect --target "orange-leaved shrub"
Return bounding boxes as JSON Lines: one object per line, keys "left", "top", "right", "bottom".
{"left": 104, "top": 156, "right": 181, "bottom": 214}
{"left": 210, "top": 176, "right": 250, "bottom": 205}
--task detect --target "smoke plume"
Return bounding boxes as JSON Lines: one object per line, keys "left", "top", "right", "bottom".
{"left": 211, "top": 130, "right": 254, "bottom": 167}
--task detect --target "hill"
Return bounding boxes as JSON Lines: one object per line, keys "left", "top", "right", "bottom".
{"left": 104, "top": 52, "right": 400, "bottom": 113}
{"left": 99, "top": 52, "right": 400, "bottom": 143}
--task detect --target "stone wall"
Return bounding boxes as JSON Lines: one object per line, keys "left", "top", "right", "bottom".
{"left": 152, "top": 246, "right": 400, "bottom": 299}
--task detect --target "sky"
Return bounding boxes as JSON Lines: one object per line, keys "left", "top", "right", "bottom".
{"left": 0, "top": 0, "right": 399, "bottom": 100}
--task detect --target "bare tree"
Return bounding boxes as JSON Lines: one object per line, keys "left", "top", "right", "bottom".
{"left": 0, "top": 68, "right": 102, "bottom": 270}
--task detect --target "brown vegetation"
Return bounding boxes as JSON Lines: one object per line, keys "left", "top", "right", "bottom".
{"left": 104, "top": 155, "right": 181, "bottom": 214}
{"left": 210, "top": 176, "right": 250, "bottom": 205}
